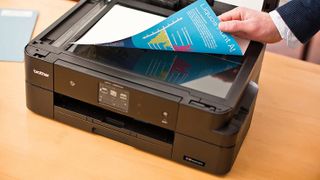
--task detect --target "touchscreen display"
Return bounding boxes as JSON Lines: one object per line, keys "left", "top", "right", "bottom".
{"left": 69, "top": 45, "right": 242, "bottom": 98}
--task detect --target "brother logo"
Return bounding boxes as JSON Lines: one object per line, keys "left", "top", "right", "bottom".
{"left": 33, "top": 69, "right": 49, "bottom": 78}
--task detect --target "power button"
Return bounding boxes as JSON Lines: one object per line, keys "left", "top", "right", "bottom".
{"left": 162, "top": 111, "right": 169, "bottom": 118}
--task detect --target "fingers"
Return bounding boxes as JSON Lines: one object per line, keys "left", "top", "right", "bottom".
{"left": 218, "top": 7, "right": 281, "bottom": 43}
{"left": 218, "top": 20, "right": 246, "bottom": 33}
{"left": 218, "top": 7, "right": 244, "bottom": 22}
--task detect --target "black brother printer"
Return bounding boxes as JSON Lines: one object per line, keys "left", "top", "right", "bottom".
{"left": 25, "top": 0, "right": 279, "bottom": 175}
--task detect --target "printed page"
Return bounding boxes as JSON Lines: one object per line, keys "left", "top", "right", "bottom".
{"left": 76, "top": 0, "right": 250, "bottom": 56}
{"left": 76, "top": 5, "right": 165, "bottom": 44}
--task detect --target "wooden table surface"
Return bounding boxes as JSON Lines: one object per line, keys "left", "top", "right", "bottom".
{"left": 0, "top": 0, "right": 320, "bottom": 179}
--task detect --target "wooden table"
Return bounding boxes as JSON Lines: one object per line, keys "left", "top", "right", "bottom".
{"left": 1, "top": 0, "right": 320, "bottom": 179}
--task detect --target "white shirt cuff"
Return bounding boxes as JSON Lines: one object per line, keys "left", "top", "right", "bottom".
{"left": 269, "top": 10, "right": 302, "bottom": 48}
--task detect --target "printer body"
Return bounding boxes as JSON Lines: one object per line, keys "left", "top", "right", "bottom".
{"left": 25, "top": 0, "right": 278, "bottom": 175}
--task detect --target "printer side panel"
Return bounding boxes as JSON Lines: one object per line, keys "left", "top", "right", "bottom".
{"left": 172, "top": 133, "right": 235, "bottom": 174}
{"left": 25, "top": 45, "right": 54, "bottom": 118}
{"left": 26, "top": 82, "right": 54, "bottom": 119}
{"left": 172, "top": 81, "right": 259, "bottom": 174}
{"left": 176, "top": 103, "right": 236, "bottom": 146}
{"left": 172, "top": 44, "right": 264, "bottom": 174}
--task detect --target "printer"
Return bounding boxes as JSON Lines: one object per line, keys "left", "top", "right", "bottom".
{"left": 25, "top": 0, "right": 279, "bottom": 175}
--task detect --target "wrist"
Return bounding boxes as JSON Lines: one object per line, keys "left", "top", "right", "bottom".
{"left": 266, "top": 12, "right": 282, "bottom": 43}
{"left": 269, "top": 10, "right": 302, "bottom": 48}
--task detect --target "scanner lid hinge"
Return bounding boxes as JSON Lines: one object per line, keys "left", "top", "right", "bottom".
{"left": 26, "top": 45, "right": 50, "bottom": 59}
{"left": 33, "top": 48, "right": 50, "bottom": 59}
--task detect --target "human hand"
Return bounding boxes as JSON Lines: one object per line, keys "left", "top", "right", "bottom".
{"left": 218, "top": 7, "right": 282, "bottom": 43}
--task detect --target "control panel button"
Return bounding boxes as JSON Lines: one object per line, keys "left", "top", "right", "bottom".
{"left": 69, "top": 80, "right": 76, "bottom": 87}
{"left": 120, "top": 93, "right": 128, "bottom": 100}
{"left": 162, "top": 111, "right": 169, "bottom": 118}
{"left": 110, "top": 90, "right": 117, "bottom": 97}
{"left": 100, "top": 87, "right": 109, "bottom": 94}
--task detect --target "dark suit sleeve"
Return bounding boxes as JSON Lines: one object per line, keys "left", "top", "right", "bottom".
{"left": 276, "top": 0, "right": 320, "bottom": 43}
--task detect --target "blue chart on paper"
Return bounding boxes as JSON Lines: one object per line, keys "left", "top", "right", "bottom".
{"left": 101, "top": 0, "right": 243, "bottom": 56}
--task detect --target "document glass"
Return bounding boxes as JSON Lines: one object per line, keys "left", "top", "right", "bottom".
{"left": 69, "top": 4, "right": 245, "bottom": 98}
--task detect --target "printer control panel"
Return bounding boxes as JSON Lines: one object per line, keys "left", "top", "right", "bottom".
{"left": 98, "top": 82, "right": 130, "bottom": 113}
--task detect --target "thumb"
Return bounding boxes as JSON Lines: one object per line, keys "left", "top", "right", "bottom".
{"left": 219, "top": 20, "right": 245, "bottom": 33}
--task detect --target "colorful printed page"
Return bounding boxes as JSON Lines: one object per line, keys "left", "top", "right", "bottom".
{"left": 76, "top": 0, "right": 249, "bottom": 56}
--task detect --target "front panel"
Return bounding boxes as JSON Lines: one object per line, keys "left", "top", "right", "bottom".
{"left": 54, "top": 60, "right": 181, "bottom": 130}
